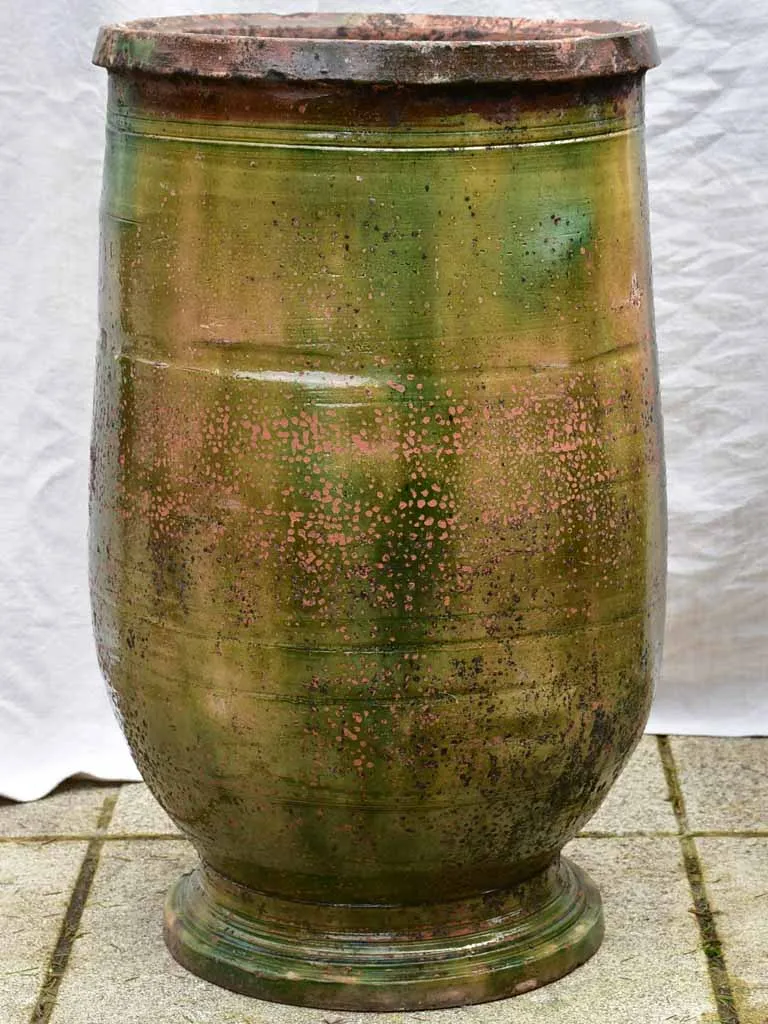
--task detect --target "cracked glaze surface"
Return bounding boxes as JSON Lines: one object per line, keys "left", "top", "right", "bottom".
{"left": 90, "top": 64, "right": 666, "bottom": 915}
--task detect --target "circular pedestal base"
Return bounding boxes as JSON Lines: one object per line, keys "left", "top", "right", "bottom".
{"left": 164, "top": 857, "right": 603, "bottom": 1011}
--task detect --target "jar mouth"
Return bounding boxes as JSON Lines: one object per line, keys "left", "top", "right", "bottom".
{"left": 103, "top": 14, "right": 647, "bottom": 44}
{"left": 94, "top": 13, "right": 659, "bottom": 85}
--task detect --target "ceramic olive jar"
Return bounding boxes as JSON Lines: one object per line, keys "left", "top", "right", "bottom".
{"left": 90, "top": 14, "right": 665, "bottom": 1012}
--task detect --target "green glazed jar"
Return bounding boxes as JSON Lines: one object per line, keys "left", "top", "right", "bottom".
{"left": 90, "top": 14, "right": 665, "bottom": 1011}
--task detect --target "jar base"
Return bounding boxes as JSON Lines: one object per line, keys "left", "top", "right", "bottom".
{"left": 164, "top": 856, "right": 603, "bottom": 1011}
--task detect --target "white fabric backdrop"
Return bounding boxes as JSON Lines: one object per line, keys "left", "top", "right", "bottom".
{"left": 1, "top": 0, "right": 766, "bottom": 800}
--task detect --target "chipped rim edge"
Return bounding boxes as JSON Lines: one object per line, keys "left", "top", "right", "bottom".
{"left": 93, "top": 13, "right": 660, "bottom": 85}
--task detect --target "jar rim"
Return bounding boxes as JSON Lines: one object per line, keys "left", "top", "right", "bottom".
{"left": 93, "top": 13, "right": 659, "bottom": 85}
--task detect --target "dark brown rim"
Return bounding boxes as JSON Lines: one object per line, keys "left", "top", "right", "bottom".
{"left": 93, "top": 13, "right": 659, "bottom": 85}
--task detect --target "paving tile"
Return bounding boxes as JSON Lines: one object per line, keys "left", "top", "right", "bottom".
{"left": 108, "top": 784, "right": 180, "bottom": 836}
{"left": 51, "top": 836, "right": 713, "bottom": 1024}
{"left": 0, "top": 781, "right": 116, "bottom": 837}
{"left": 582, "top": 736, "right": 677, "bottom": 834}
{"left": 0, "top": 841, "right": 87, "bottom": 1023}
{"left": 670, "top": 737, "right": 768, "bottom": 831}
{"left": 696, "top": 837, "right": 768, "bottom": 1024}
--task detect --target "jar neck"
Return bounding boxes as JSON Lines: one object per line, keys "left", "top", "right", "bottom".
{"left": 107, "top": 73, "right": 646, "bottom": 149}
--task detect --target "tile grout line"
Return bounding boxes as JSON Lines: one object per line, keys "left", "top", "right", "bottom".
{"left": 28, "top": 788, "right": 121, "bottom": 1024}
{"left": 657, "top": 735, "right": 740, "bottom": 1024}
{"left": 3, "top": 828, "right": 768, "bottom": 844}
{"left": 0, "top": 832, "right": 185, "bottom": 843}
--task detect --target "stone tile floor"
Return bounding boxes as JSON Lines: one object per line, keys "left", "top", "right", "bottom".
{"left": 0, "top": 737, "right": 765, "bottom": 1024}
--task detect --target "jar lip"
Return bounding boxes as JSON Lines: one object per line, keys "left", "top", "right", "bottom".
{"left": 93, "top": 13, "right": 659, "bottom": 85}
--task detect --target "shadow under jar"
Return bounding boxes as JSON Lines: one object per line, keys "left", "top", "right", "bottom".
{"left": 90, "top": 13, "right": 666, "bottom": 1012}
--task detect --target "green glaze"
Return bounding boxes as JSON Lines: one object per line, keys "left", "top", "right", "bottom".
{"left": 165, "top": 856, "right": 603, "bottom": 1009}
{"left": 91, "top": 20, "right": 664, "bottom": 1010}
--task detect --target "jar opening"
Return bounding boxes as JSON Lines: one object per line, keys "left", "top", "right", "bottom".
{"left": 112, "top": 14, "right": 646, "bottom": 44}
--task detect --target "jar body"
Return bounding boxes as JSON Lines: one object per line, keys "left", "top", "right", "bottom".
{"left": 91, "top": 64, "right": 665, "bottom": 1008}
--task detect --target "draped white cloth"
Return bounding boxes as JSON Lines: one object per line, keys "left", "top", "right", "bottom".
{"left": 1, "top": 0, "right": 765, "bottom": 800}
